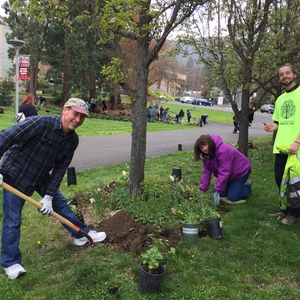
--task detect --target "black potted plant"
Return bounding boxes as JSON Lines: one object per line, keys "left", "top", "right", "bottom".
{"left": 138, "top": 246, "right": 166, "bottom": 293}
{"left": 199, "top": 193, "right": 223, "bottom": 239}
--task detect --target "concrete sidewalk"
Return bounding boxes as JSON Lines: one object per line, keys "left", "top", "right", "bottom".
{"left": 71, "top": 112, "right": 273, "bottom": 171}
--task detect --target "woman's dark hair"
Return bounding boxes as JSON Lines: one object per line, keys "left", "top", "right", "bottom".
{"left": 194, "top": 134, "right": 215, "bottom": 161}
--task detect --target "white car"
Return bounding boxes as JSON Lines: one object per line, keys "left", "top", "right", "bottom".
{"left": 180, "top": 96, "right": 195, "bottom": 104}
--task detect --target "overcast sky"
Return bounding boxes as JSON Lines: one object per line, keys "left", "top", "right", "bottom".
{"left": 0, "top": 0, "right": 5, "bottom": 17}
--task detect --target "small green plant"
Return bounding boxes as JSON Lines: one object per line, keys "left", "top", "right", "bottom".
{"left": 67, "top": 199, "right": 84, "bottom": 222}
{"left": 182, "top": 210, "right": 201, "bottom": 224}
{"left": 148, "top": 234, "right": 176, "bottom": 258}
{"left": 67, "top": 199, "right": 80, "bottom": 215}
{"left": 197, "top": 190, "right": 220, "bottom": 221}
{"left": 90, "top": 177, "right": 116, "bottom": 218}
{"left": 170, "top": 180, "right": 203, "bottom": 224}
{"left": 171, "top": 186, "right": 220, "bottom": 223}
{"left": 140, "top": 246, "right": 164, "bottom": 274}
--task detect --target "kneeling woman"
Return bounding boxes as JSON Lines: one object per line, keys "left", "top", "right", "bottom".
{"left": 194, "top": 134, "right": 252, "bottom": 202}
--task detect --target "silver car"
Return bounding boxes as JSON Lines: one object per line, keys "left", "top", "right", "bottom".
{"left": 260, "top": 104, "right": 275, "bottom": 114}
{"left": 180, "top": 96, "right": 195, "bottom": 104}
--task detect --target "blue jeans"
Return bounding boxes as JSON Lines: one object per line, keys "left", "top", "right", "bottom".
{"left": 219, "top": 174, "right": 251, "bottom": 201}
{"left": 1, "top": 185, "right": 89, "bottom": 268}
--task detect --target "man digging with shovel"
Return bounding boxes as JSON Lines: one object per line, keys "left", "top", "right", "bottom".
{"left": 0, "top": 98, "right": 106, "bottom": 280}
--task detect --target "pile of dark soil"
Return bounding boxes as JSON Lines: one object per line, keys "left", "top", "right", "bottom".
{"left": 74, "top": 193, "right": 229, "bottom": 254}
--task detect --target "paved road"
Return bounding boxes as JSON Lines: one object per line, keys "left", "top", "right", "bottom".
{"left": 71, "top": 110, "right": 273, "bottom": 171}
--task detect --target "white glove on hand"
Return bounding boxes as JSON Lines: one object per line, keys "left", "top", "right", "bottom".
{"left": 39, "top": 195, "right": 53, "bottom": 216}
{"left": 0, "top": 173, "right": 3, "bottom": 186}
{"left": 213, "top": 192, "right": 220, "bottom": 205}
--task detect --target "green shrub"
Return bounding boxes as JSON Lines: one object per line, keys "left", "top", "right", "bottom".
{"left": 0, "top": 80, "right": 14, "bottom": 107}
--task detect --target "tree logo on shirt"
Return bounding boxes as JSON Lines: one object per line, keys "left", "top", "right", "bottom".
{"left": 281, "top": 99, "right": 295, "bottom": 119}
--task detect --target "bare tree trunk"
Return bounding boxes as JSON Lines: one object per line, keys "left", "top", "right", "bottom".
{"left": 62, "top": 72, "right": 70, "bottom": 104}
{"left": 29, "top": 56, "right": 38, "bottom": 98}
{"left": 116, "top": 85, "right": 121, "bottom": 105}
{"left": 109, "top": 85, "right": 120, "bottom": 110}
{"left": 237, "top": 65, "right": 252, "bottom": 157}
{"left": 129, "top": 40, "right": 149, "bottom": 197}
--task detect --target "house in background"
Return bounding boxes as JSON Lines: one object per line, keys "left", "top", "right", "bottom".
{"left": 150, "top": 72, "right": 186, "bottom": 95}
{"left": 0, "top": 24, "right": 13, "bottom": 80}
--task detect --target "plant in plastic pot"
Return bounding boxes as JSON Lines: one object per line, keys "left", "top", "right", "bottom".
{"left": 198, "top": 192, "right": 223, "bottom": 239}
{"left": 170, "top": 184, "right": 203, "bottom": 243}
{"left": 147, "top": 234, "right": 176, "bottom": 269}
{"left": 180, "top": 211, "right": 201, "bottom": 244}
{"left": 138, "top": 246, "right": 166, "bottom": 293}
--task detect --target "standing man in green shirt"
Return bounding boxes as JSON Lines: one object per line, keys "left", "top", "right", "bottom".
{"left": 264, "top": 64, "right": 300, "bottom": 225}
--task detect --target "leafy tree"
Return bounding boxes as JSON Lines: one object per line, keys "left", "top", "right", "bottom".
{"left": 3, "top": 0, "right": 51, "bottom": 97}
{"left": 251, "top": 0, "right": 300, "bottom": 101}
{"left": 177, "top": 0, "right": 274, "bottom": 156}
{"left": 86, "top": 0, "right": 211, "bottom": 197}
{"left": 24, "top": 0, "right": 210, "bottom": 197}
{"left": 10, "top": 0, "right": 111, "bottom": 104}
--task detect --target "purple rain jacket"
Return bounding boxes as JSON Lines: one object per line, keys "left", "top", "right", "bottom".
{"left": 199, "top": 135, "right": 252, "bottom": 194}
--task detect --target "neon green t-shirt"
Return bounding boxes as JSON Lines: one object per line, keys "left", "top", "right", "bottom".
{"left": 273, "top": 86, "right": 300, "bottom": 153}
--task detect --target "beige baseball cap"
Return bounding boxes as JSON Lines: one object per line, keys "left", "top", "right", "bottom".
{"left": 64, "top": 98, "right": 89, "bottom": 117}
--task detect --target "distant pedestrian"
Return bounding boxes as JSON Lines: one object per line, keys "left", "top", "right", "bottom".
{"left": 90, "top": 98, "right": 96, "bottom": 113}
{"left": 160, "top": 106, "right": 164, "bottom": 121}
{"left": 233, "top": 113, "right": 239, "bottom": 134}
{"left": 248, "top": 101, "right": 255, "bottom": 127}
{"left": 102, "top": 100, "right": 107, "bottom": 112}
{"left": 179, "top": 109, "right": 184, "bottom": 124}
{"left": 154, "top": 102, "right": 160, "bottom": 120}
{"left": 162, "top": 108, "right": 169, "bottom": 122}
{"left": 38, "top": 96, "right": 46, "bottom": 106}
{"left": 147, "top": 105, "right": 154, "bottom": 122}
{"left": 187, "top": 110, "right": 191, "bottom": 122}
{"left": 85, "top": 101, "right": 91, "bottom": 112}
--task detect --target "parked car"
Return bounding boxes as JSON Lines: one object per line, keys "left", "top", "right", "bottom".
{"left": 195, "top": 98, "right": 214, "bottom": 106}
{"left": 180, "top": 96, "right": 195, "bottom": 104}
{"left": 260, "top": 104, "right": 275, "bottom": 114}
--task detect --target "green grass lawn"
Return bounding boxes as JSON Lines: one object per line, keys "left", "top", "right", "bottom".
{"left": 165, "top": 102, "right": 233, "bottom": 124}
{"left": 1, "top": 135, "right": 300, "bottom": 299}
{"left": 0, "top": 102, "right": 231, "bottom": 136}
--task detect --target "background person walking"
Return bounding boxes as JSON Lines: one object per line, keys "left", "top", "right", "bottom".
{"left": 90, "top": 97, "right": 97, "bottom": 113}
{"left": 187, "top": 109, "right": 191, "bottom": 122}
{"left": 179, "top": 109, "right": 184, "bottom": 124}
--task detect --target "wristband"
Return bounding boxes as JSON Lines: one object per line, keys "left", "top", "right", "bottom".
{"left": 294, "top": 141, "right": 300, "bottom": 144}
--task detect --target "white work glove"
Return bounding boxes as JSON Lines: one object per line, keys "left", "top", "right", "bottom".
{"left": 213, "top": 192, "right": 220, "bottom": 205}
{"left": 0, "top": 173, "right": 2, "bottom": 186}
{"left": 39, "top": 195, "right": 53, "bottom": 216}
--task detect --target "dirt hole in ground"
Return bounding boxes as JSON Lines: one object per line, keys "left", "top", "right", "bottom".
{"left": 71, "top": 192, "right": 229, "bottom": 254}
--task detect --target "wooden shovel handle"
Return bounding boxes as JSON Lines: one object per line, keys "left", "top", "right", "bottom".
{"left": 1, "top": 182, "right": 94, "bottom": 245}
